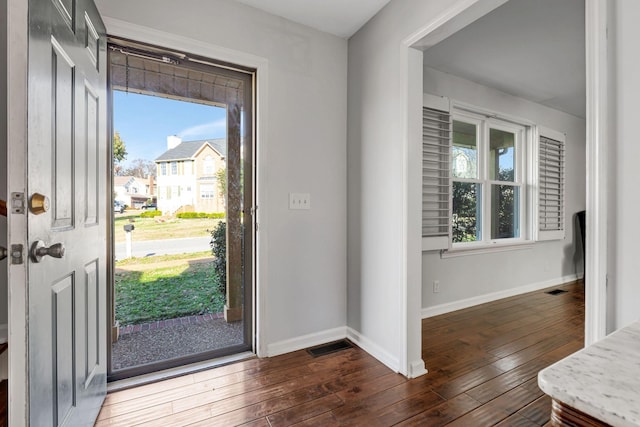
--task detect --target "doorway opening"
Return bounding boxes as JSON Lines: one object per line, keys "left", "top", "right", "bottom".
{"left": 414, "top": 0, "right": 587, "bottom": 373}
{"left": 107, "top": 37, "right": 255, "bottom": 381}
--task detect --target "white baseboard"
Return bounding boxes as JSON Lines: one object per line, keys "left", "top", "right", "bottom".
{"left": 408, "top": 359, "right": 428, "bottom": 378}
{"left": 346, "top": 327, "right": 400, "bottom": 373}
{"left": 421, "top": 274, "right": 583, "bottom": 319}
{"left": 265, "top": 326, "right": 347, "bottom": 357}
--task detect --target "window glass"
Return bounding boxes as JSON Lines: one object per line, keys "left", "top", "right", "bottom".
{"left": 204, "top": 156, "right": 214, "bottom": 175}
{"left": 452, "top": 182, "right": 482, "bottom": 243}
{"left": 160, "top": 163, "right": 166, "bottom": 175}
{"left": 200, "top": 184, "right": 215, "bottom": 199}
{"left": 452, "top": 120, "right": 478, "bottom": 179}
{"left": 489, "top": 128, "right": 515, "bottom": 182}
{"left": 171, "top": 161, "right": 177, "bottom": 175}
{"left": 491, "top": 184, "right": 520, "bottom": 239}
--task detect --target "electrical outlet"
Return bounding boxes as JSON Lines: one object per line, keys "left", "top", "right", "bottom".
{"left": 289, "top": 193, "right": 311, "bottom": 210}
{"left": 433, "top": 280, "right": 440, "bottom": 293}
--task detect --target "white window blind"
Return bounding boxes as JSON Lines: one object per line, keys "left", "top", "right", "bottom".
{"left": 538, "top": 130, "right": 565, "bottom": 240}
{"left": 422, "top": 95, "right": 452, "bottom": 251}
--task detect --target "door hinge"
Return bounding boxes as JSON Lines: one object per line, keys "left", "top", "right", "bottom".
{"left": 11, "top": 192, "right": 25, "bottom": 214}
{"left": 10, "top": 244, "right": 24, "bottom": 265}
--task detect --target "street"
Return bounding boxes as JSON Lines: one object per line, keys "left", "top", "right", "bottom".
{"left": 115, "top": 236, "right": 211, "bottom": 260}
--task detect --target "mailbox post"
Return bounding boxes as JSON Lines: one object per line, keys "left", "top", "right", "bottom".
{"left": 123, "top": 223, "right": 135, "bottom": 259}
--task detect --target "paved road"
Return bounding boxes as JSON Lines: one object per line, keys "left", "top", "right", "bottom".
{"left": 115, "top": 236, "right": 211, "bottom": 260}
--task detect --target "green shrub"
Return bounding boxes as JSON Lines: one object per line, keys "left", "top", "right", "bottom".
{"left": 210, "top": 221, "right": 226, "bottom": 295}
{"left": 140, "top": 210, "right": 162, "bottom": 218}
{"left": 177, "top": 212, "right": 226, "bottom": 219}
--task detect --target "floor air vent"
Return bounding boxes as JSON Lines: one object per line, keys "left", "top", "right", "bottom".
{"left": 307, "top": 340, "right": 353, "bottom": 357}
{"left": 546, "top": 289, "right": 568, "bottom": 295}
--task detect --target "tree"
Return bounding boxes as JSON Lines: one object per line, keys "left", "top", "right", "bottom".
{"left": 113, "top": 131, "right": 128, "bottom": 164}
{"left": 120, "top": 158, "right": 156, "bottom": 178}
{"left": 215, "top": 167, "right": 226, "bottom": 197}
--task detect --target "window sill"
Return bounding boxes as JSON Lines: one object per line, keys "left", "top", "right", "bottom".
{"left": 440, "top": 241, "right": 534, "bottom": 258}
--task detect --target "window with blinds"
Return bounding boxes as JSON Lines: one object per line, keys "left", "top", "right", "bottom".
{"left": 422, "top": 105, "right": 452, "bottom": 250}
{"left": 538, "top": 132, "right": 565, "bottom": 240}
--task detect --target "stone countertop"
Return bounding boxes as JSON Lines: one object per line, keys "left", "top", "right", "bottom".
{"left": 538, "top": 321, "right": 640, "bottom": 427}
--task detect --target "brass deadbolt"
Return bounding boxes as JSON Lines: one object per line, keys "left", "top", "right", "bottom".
{"left": 30, "top": 193, "right": 50, "bottom": 215}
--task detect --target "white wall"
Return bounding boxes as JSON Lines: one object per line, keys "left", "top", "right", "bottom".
{"left": 422, "top": 67, "right": 586, "bottom": 313}
{"left": 347, "top": 0, "right": 503, "bottom": 376}
{"left": 610, "top": 0, "right": 640, "bottom": 331}
{"left": 95, "top": 0, "right": 348, "bottom": 355}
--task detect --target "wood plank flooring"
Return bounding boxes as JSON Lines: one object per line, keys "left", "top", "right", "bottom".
{"left": 97, "top": 281, "right": 584, "bottom": 426}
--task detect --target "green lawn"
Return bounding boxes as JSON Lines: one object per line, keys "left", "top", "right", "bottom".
{"left": 115, "top": 256, "right": 225, "bottom": 326}
{"left": 114, "top": 215, "right": 221, "bottom": 243}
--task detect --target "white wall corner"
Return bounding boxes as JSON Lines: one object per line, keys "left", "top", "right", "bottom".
{"left": 265, "top": 327, "right": 347, "bottom": 357}
{"left": 422, "top": 274, "right": 583, "bottom": 318}
{"left": 347, "top": 327, "right": 400, "bottom": 373}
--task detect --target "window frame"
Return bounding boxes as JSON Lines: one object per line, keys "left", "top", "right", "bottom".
{"left": 422, "top": 95, "right": 566, "bottom": 256}
{"left": 449, "top": 107, "right": 532, "bottom": 252}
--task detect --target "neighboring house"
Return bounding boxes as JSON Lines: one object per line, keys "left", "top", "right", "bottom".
{"left": 155, "top": 136, "right": 226, "bottom": 214}
{"left": 113, "top": 175, "right": 155, "bottom": 208}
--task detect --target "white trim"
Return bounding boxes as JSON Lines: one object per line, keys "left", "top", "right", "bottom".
{"left": 440, "top": 241, "right": 534, "bottom": 258}
{"left": 421, "top": 274, "right": 584, "bottom": 319}
{"left": 400, "top": 46, "right": 426, "bottom": 378}
{"left": 102, "top": 17, "right": 271, "bottom": 357}
{"left": 585, "top": 0, "right": 608, "bottom": 344}
{"left": 265, "top": 327, "right": 347, "bottom": 357}
{"left": 346, "top": 327, "right": 400, "bottom": 373}
{"left": 6, "top": 0, "right": 29, "bottom": 424}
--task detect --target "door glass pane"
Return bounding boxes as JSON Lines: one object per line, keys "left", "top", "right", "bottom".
{"left": 452, "top": 182, "right": 482, "bottom": 243}
{"left": 452, "top": 120, "right": 478, "bottom": 179}
{"left": 491, "top": 184, "right": 520, "bottom": 239}
{"left": 489, "top": 128, "right": 515, "bottom": 181}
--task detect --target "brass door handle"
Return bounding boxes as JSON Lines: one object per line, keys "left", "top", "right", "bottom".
{"left": 0, "top": 246, "right": 6, "bottom": 261}
{"left": 31, "top": 240, "right": 65, "bottom": 263}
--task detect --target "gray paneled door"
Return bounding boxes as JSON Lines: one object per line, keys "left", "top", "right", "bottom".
{"left": 28, "top": 0, "right": 107, "bottom": 425}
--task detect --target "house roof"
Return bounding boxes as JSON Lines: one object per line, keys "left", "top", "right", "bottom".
{"left": 114, "top": 175, "right": 135, "bottom": 187}
{"left": 155, "top": 139, "right": 226, "bottom": 162}
{"left": 114, "top": 175, "right": 150, "bottom": 187}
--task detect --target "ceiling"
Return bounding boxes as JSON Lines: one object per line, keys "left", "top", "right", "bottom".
{"left": 422, "top": 0, "right": 586, "bottom": 118}
{"left": 232, "top": 0, "right": 392, "bottom": 38}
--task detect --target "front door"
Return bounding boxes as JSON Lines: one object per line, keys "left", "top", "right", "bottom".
{"left": 28, "top": 0, "right": 107, "bottom": 425}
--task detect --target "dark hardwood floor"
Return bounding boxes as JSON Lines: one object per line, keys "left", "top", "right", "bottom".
{"left": 96, "top": 280, "right": 584, "bottom": 426}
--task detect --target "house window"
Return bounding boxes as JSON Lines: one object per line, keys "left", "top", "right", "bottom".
{"left": 200, "top": 184, "right": 215, "bottom": 199}
{"left": 160, "top": 163, "right": 167, "bottom": 176}
{"left": 422, "top": 96, "right": 566, "bottom": 253}
{"left": 171, "top": 161, "right": 177, "bottom": 175}
{"left": 203, "top": 156, "right": 214, "bottom": 175}
{"left": 451, "top": 111, "right": 525, "bottom": 246}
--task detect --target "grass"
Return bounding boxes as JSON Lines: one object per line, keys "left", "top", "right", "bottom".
{"left": 114, "top": 215, "right": 221, "bottom": 243}
{"left": 115, "top": 255, "right": 225, "bottom": 326}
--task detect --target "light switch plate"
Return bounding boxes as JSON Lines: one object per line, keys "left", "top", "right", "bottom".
{"left": 289, "top": 193, "right": 311, "bottom": 210}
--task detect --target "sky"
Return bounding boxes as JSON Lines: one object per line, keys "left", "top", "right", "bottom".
{"left": 113, "top": 91, "right": 227, "bottom": 167}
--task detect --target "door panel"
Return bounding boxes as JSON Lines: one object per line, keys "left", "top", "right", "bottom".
{"left": 52, "top": 37, "right": 76, "bottom": 229}
{"left": 28, "top": 0, "right": 107, "bottom": 425}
